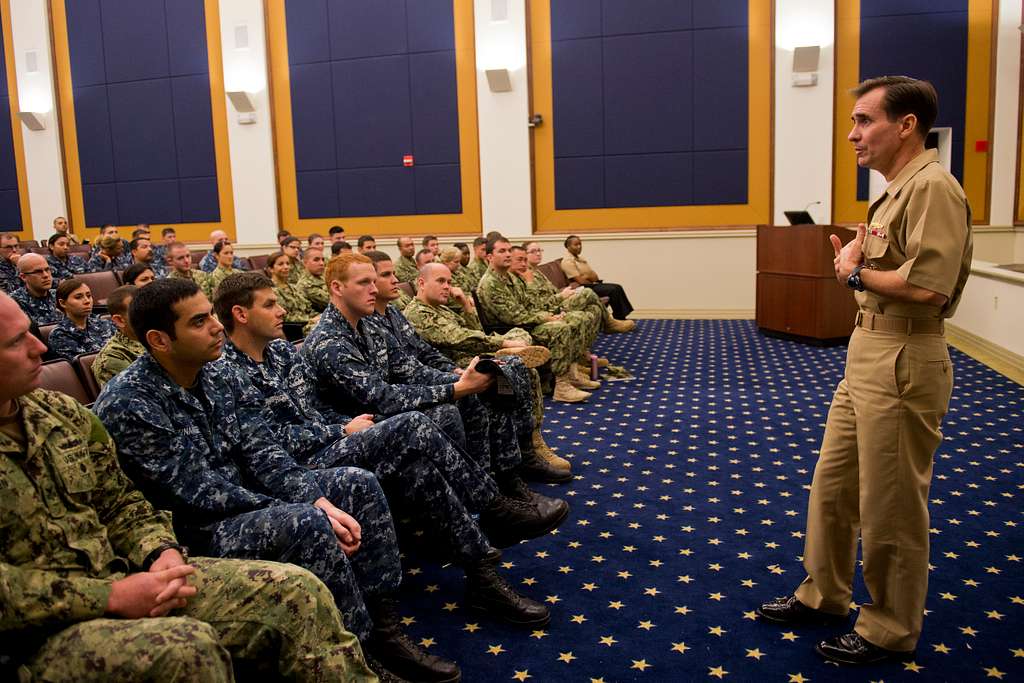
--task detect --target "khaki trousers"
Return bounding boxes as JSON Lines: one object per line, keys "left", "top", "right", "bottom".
{"left": 794, "top": 325, "right": 953, "bottom": 652}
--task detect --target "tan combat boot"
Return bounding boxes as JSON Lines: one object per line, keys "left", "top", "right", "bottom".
{"left": 569, "top": 363, "right": 601, "bottom": 390}
{"left": 602, "top": 312, "right": 636, "bottom": 333}
{"left": 532, "top": 429, "right": 571, "bottom": 472}
{"left": 494, "top": 345, "right": 551, "bottom": 368}
{"left": 553, "top": 377, "right": 590, "bottom": 402}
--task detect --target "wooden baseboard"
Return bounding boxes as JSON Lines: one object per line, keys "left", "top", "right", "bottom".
{"left": 946, "top": 323, "right": 1024, "bottom": 385}
{"left": 631, "top": 309, "right": 755, "bottom": 320}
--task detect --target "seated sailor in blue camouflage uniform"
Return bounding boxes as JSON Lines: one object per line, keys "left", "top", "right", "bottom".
{"left": 214, "top": 272, "right": 557, "bottom": 620}
{"left": 45, "top": 233, "right": 89, "bottom": 283}
{"left": 365, "top": 250, "right": 570, "bottom": 483}
{"left": 0, "top": 291, "right": 375, "bottom": 682}
{"left": 10, "top": 253, "right": 62, "bottom": 326}
{"left": 94, "top": 277, "right": 459, "bottom": 683}
{"left": 292, "top": 253, "right": 571, "bottom": 520}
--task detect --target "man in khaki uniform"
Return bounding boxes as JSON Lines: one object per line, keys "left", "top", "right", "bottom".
{"left": 757, "top": 76, "right": 972, "bottom": 666}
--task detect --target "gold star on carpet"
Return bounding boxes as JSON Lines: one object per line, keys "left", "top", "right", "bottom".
{"left": 649, "top": 559, "right": 663, "bottom": 567}
{"left": 708, "top": 625, "right": 727, "bottom": 636}
{"left": 557, "top": 651, "right": 576, "bottom": 663}
{"left": 675, "top": 606, "right": 692, "bottom": 615}
{"left": 1008, "top": 554, "right": 1022, "bottom": 562}
{"left": 678, "top": 574, "right": 693, "bottom": 583}
{"left": 463, "top": 623, "right": 480, "bottom": 633}
{"left": 530, "top": 630, "right": 547, "bottom": 639}
{"left": 963, "top": 579, "right": 980, "bottom": 587}
{"left": 708, "top": 665, "right": 728, "bottom": 679}
{"left": 618, "top": 570, "right": 633, "bottom": 579}
{"left": 781, "top": 631, "right": 799, "bottom": 642}
{"left": 903, "top": 661, "right": 924, "bottom": 672}
{"left": 1010, "top": 648, "right": 1024, "bottom": 657}
{"left": 708, "top": 563, "right": 723, "bottom": 571}
{"left": 545, "top": 595, "right": 561, "bottom": 604}
{"left": 590, "top": 679, "right": 605, "bottom": 683}
{"left": 535, "top": 550, "right": 548, "bottom": 559}
{"left": 631, "top": 660, "right": 651, "bottom": 671}
{"left": 671, "top": 642, "right": 690, "bottom": 654}
{"left": 644, "top": 587, "right": 661, "bottom": 597}
{"left": 788, "top": 675, "right": 809, "bottom": 683}
{"left": 741, "top": 579, "right": 757, "bottom": 588}
{"left": 940, "top": 592, "right": 957, "bottom": 601}
{"left": 400, "top": 616, "right": 416, "bottom": 626}
{"left": 570, "top": 614, "right": 587, "bottom": 624}
{"left": 486, "top": 644, "right": 505, "bottom": 656}
{"left": 986, "top": 610, "right": 1005, "bottom": 620}
{"left": 638, "top": 620, "right": 655, "bottom": 630}
{"left": 558, "top": 565, "right": 573, "bottom": 574}
{"left": 961, "top": 626, "right": 979, "bottom": 636}
{"left": 745, "top": 648, "right": 764, "bottom": 660}
{"left": 442, "top": 602, "right": 458, "bottom": 612}
{"left": 512, "top": 670, "right": 531, "bottom": 681}
{"left": 742, "top": 610, "right": 758, "bottom": 621}
{"left": 932, "top": 643, "right": 952, "bottom": 654}
{"left": 1010, "top": 596, "right": 1024, "bottom": 605}
{"left": 608, "top": 600, "right": 625, "bottom": 609}
{"left": 591, "top": 555, "right": 606, "bottom": 563}
{"left": 424, "top": 584, "right": 439, "bottom": 593}
{"left": 582, "top": 582, "right": 598, "bottom": 591}
{"left": 407, "top": 567, "right": 422, "bottom": 576}
{"left": 599, "top": 635, "right": 617, "bottom": 646}
{"left": 983, "top": 667, "right": 1006, "bottom": 679}
{"left": 708, "top": 592, "right": 725, "bottom": 601}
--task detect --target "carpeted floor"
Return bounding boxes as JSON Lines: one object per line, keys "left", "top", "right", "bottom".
{"left": 397, "top": 320, "right": 1024, "bottom": 682}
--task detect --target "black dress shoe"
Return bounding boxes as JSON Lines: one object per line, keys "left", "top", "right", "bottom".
{"left": 479, "top": 494, "right": 568, "bottom": 548}
{"left": 366, "top": 598, "right": 461, "bottom": 682}
{"left": 518, "top": 452, "right": 573, "bottom": 483}
{"left": 466, "top": 562, "right": 551, "bottom": 627}
{"left": 815, "top": 632, "right": 915, "bottom": 665}
{"left": 756, "top": 596, "right": 848, "bottom": 626}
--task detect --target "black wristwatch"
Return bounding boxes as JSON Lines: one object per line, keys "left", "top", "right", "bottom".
{"left": 143, "top": 542, "right": 189, "bottom": 570}
{"left": 846, "top": 264, "right": 866, "bottom": 292}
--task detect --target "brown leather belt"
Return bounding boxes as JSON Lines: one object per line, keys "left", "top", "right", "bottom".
{"left": 855, "top": 311, "right": 944, "bottom": 336}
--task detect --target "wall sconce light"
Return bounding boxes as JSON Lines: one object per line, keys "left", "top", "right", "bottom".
{"left": 792, "top": 45, "right": 820, "bottom": 87}
{"left": 226, "top": 90, "right": 257, "bottom": 124}
{"left": 17, "top": 111, "right": 46, "bottom": 131}
{"left": 485, "top": 68, "right": 512, "bottom": 93}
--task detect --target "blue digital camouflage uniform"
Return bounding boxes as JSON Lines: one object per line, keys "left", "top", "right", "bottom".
{"left": 94, "top": 354, "right": 402, "bottom": 641}
{"left": 47, "top": 315, "right": 116, "bottom": 360}
{"left": 1, "top": 389, "right": 374, "bottom": 681}
{"left": 86, "top": 251, "right": 133, "bottom": 271}
{"left": 136, "top": 257, "right": 168, "bottom": 279}
{"left": 199, "top": 251, "right": 249, "bottom": 273}
{"left": 294, "top": 304, "right": 524, "bottom": 477}
{"left": 0, "top": 258, "right": 20, "bottom": 293}
{"left": 10, "top": 287, "right": 63, "bottom": 325}
{"left": 370, "top": 304, "right": 540, "bottom": 463}
{"left": 219, "top": 338, "right": 495, "bottom": 563}
{"left": 46, "top": 254, "right": 90, "bottom": 282}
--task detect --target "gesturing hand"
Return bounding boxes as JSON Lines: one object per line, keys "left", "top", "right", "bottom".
{"left": 830, "top": 223, "right": 866, "bottom": 283}
{"left": 107, "top": 564, "right": 197, "bottom": 618}
{"left": 314, "top": 497, "right": 362, "bottom": 556}
{"left": 344, "top": 414, "right": 375, "bottom": 435}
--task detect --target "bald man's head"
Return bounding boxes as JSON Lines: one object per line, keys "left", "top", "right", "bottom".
{"left": 416, "top": 262, "right": 453, "bottom": 307}
{"left": 209, "top": 230, "right": 228, "bottom": 246}
{"left": 18, "top": 254, "right": 53, "bottom": 296}
{"left": 17, "top": 253, "right": 46, "bottom": 274}
{"left": 0, "top": 292, "right": 48, "bottom": 404}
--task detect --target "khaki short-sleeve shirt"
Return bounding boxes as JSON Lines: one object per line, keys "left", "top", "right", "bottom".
{"left": 858, "top": 148, "right": 973, "bottom": 319}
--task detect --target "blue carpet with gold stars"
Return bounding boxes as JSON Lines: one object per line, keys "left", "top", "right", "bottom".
{"left": 397, "top": 320, "right": 1023, "bottom": 682}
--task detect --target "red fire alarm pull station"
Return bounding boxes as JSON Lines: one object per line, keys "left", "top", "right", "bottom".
{"left": 974, "top": 140, "right": 988, "bottom": 153}
{"left": 403, "top": 154, "right": 414, "bottom": 167}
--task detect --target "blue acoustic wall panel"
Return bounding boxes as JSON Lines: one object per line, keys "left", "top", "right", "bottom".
{"left": 65, "top": 0, "right": 220, "bottom": 226}
{"left": 0, "top": 16, "right": 21, "bottom": 231}
{"left": 856, "top": 0, "right": 968, "bottom": 200}
{"left": 550, "top": 0, "right": 749, "bottom": 210}
{"left": 285, "top": 0, "right": 463, "bottom": 219}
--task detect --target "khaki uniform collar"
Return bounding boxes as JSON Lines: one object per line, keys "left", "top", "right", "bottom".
{"left": 882, "top": 148, "right": 938, "bottom": 199}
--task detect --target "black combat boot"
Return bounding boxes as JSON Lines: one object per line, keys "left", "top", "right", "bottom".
{"left": 364, "top": 598, "right": 461, "bottom": 683}
{"left": 479, "top": 493, "right": 568, "bottom": 548}
{"left": 500, "top": 473, "right": 570, "bottom": 520}
{"left": 465, "top": 560, "right": 551, "bottom": 627}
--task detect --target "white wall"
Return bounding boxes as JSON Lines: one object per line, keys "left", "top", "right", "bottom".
{"left": 9, "top": 0, "right": 67, "bottom": 240}
{"left": 989, "top": 1, "right": 1022, "bottom": 226}
{"left": 217, "top": 0, "right": 279, "bottom": 245}
{"left": 950, "top": 263, "right": 1024, "bottom": 360}
{"left": 773, "top": 0, "right": 834, "bottom": 225}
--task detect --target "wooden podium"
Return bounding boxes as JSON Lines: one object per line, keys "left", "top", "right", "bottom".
{"left": 756, "top": 224, "right": 859, "bottom": 345}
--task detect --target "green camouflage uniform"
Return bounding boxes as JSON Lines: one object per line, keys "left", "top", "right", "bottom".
{"left": 522, "top": 265, "right": 604, "bottom": 334}
{"left": 1, "top": 389, "right": 374, "bottom": 682}
{"left": 296, "top": 271, "right": 330, "bottom": 313}
{"left": 168, "top": 268, "right": 209, "bottom": 293}
{"left": 288, "top": 257, "right": 305, "bottom": 285}
{"left": 91, "top": 330, "right": 145, "bottom": 388}
{"left": 393, "top": 288, "right": 413, "bottom": 311}
{"left": 403, "top": 297, "right": 543, "bottom": 425}
{"left": 450, "top": 266, "right": 475, "bottom": 294}
{"left": 394, "top": 255, "right": 419, "bottom": 284}
{"left": 273, "top": 281, "right": 318, "bottom": 326}
{"left": 462, "top": 258, "right": 488, "bottom": 291}
{"left": 476, "top": 268, "right": 595, "bottom": 376}
{"left": 204, "top": 266, "right": 239, "bottom": 300}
